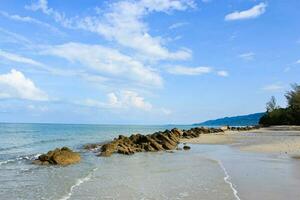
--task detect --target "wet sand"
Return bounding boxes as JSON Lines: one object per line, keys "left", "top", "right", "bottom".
{"left": 181, "top": 126, "right": 300, "bottom": 157}
{"left": 181, "top": 126, "right": 300, "bottom": 200}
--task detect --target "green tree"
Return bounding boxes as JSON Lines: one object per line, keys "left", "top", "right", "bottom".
{"left": 260, "top": 84, "right": 300, "bottom": 126}
{"left": 266, "top": 96, "right": 278, "bottom": 112}
{"left": 285, "top": 84, "right": 300, "bottom": 124}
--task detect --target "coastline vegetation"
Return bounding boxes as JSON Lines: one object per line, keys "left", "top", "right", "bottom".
{"left": 259, "top": 84, "right": 300, "bottom": 126}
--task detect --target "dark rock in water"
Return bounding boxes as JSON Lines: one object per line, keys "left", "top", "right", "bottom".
{"left": 98, "top": 128, "right": 182, "bottom": 157}
{"left": 88, "top": 125, "right": 259, "bottom": 157}
{"left": 33, "top": 147, "right": 80, "bottom": 165}
{"left": 183, "top": 145, "right": 191, "bottom": 150}
{"left": 99, "top": 142, "right": 118, "bottom": 157}
{"left": 83, "top": 143, "right": 100, "bottom": 150}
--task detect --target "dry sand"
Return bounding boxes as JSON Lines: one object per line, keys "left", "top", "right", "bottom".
{"left": 181, "top": 126, "right": 300, "bottom": 157}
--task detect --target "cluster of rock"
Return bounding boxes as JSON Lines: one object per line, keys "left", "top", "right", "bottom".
{"left": 33, "top": 125, "right": 260, "bottom": 165}
{"left": 181, "top": 127, "right": 224, "bottom": 139}
{"left": 95, "top": 125, "right": 260, "bottom": 157}
{"left": 228, "top": 125, "right": 260, "bottom": 131}
{"left": 33, "top": 147, "right": 81, "bottom": 166}
{"left": 99, "top": 128, "right": 183, "bottom": 157}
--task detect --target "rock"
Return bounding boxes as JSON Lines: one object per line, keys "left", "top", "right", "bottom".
{"left": 33, "top": 147, "right": 81, "bottom": 166}
{"left": 171, "top": 128, "right": 183, "bottom": 137}
{"left": 220, "top": 126, "right": 229, "bottom": 131}
{"left": 97, "top": 129, "right": 182, "bottom": 157}
{"left": 100, "top": 142, "right": 118, "bottom": 157}
{"left": 91, "top": 126, "right": 260, "bottom": 157}
{"left": 183, "top": 145, "right": 191, "bottom": 150}
{"left": 83, "top": 143, "right": 100, "bottom": 150}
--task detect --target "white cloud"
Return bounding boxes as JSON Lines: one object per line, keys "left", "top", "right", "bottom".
{"left": 27, "top": 104, "right": 49, "bottom": 112}
{"left": 0, "top": 11, "right": 62, "bottom": 34}
{"left": 262, "top": 84, "right": 284, "bottom": 92}
{"left": 296, "top": 59, "right": 300, "bottom": 64}
{"left": 0, "top": 48, "right": 109, "bottom": 84}
{"left": 239, "top": 52, "right": 255, "bottom": 60}
{"left": 27, "top": 0, "right": 194, "bottom": 61}
{"left": 82, "top": 90, "right": 153, "bottom": 111}
{"left": 0, "top": 49, "right": 44, "bottom": 67}
{"left": 217, "top": 70, "right": 229, "bottom": 77}
{"left": 25, "top": 0, "right": 72, "bottom": 28}
{"left": 44, "top": 42, "right": 163, "bottom": 87}
{"left": 0, "top": 69, "right": 48, "bottom": 101}
{"left": 169, "top": 22, "right": 189, "bottom": 29}
{"left": 121, "top": 90, "right": 153, "bottom": 111}
{"left": 225, "top": 3, "right": 267, "bottom": 21}
{"left": 0, "top": 27, "right": 33, "bottom": 48}
{"left": 166, "top": 66, "right": 212, "bottom": 75}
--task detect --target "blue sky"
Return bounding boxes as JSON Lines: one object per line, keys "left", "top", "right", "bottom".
{"left": 0, "top": 0, "right": 299, "bottom": 124}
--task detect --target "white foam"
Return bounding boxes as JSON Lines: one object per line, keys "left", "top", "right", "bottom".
{"left": 0, "top": 159, "right": 14, "bottom": 165}
{"left": 0, "top": 153, "right": 41, "bottom": 166}
{"left": 59, "top": 167, "right": 98, "bottom": 200}
{"left": 218, "top": 161, "right": 241, "bottom": 200}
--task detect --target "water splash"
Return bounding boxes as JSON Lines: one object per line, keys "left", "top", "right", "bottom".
{"left": 59, "top": 167, "right": 98, "bottom": 200}
{"left": 218, "top": 160, "right": 241, "bottom": 200}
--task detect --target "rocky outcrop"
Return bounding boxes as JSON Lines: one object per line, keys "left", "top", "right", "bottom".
{"left": 98, "top": 128, "right": 182, "bottom": 157}
{"left": 181, "top": 126, "right": 260, "bottom": 138}
{"left": 86, "top": 126, "right": 260, "bottom": 157}
{"left": 181, "top": 127, "right": 224, "bottom": 139}
{"left": 229, "top": 125, "right": 260, "bottom": 131}
{"left": 33, "top": 147, "right": 81, "bottom": 165}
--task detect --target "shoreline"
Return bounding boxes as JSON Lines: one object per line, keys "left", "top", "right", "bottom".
{"left": 181, "top": 126, "right": 300, "bottom": 156}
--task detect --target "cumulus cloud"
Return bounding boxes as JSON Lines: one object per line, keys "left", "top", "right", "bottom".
{"left": 82, "top": 90, "right": 153, "bottom": 111}
{"left": 27, "top": 0, "right": 194, "bottom": 61}
{"left": 166, "top": 66, "right": 212, "bottom": 75}
{"left": 225, "top": 3, "right": 267, "bottom": 21}
{"left": 44, "top": 42, "right": 163, "bottom": 87}
{"left": 0, "top": 69, "right": 48, "bottom": 101}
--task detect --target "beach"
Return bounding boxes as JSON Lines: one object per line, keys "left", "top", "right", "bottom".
{"left": 1, "top": 124, "right": 300, "bottom": 200}
{"left": 181, "top": 126, "right": 300, "bottom": 155}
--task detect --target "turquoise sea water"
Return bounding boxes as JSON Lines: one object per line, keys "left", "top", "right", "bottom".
{"left": 1, "top": 123, "right": 300, "bottom": 200}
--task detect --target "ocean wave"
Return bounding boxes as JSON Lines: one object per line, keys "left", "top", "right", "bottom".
{"left": 0, "top": 153, "right": 41, "bottom": 166}
{"left": 218, "top": 160, "right": 241, "bottom": 200}
{"left": 59, "top": 167, "right": 98, "bottom": 200}
{"left": 0, "top": 138, "right": 71, "bottom": 152}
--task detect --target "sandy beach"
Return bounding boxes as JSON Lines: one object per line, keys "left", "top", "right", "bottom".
{"left": 181, "top": 126, "right": 300, "bottom": 156}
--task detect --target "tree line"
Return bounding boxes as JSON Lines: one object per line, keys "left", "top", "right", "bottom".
{"left": 259, "top": 84, "right": 300, "bottom": 126}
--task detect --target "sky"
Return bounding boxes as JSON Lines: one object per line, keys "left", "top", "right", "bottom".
{"left": 0, "top": 0, "right": 299, "bottom": 124}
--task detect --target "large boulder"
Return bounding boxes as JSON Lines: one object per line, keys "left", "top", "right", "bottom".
{"left": 98, "top": 129, "right": 182, "bottom": 157}
{"left": 33, "top": 147, "right": 81, "bottom": 166}
{"left": 99, "top": 142, "right": 118, "bottom": 157}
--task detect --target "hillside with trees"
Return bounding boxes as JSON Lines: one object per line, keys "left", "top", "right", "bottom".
{"left": 259, "top": 84, "right": 300, "bottom": 126}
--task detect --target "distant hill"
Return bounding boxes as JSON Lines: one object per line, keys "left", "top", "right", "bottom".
{"left": 194, "top": 112, "right": 265, "bottom": 126}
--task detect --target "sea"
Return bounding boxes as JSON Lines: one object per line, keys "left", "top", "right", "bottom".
{"left": 0, "top": 123, "right": 300, "bottom": 200}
